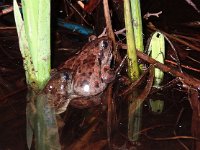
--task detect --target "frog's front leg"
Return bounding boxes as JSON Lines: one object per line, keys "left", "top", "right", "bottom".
{"left": 101, "top": 65, "right": 115, "bottom": 83}
{"left": 101, "top": 55, "right": 127, "bottom": 83}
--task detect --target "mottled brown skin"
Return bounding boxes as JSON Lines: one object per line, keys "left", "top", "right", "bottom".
{"left": 44, "top": 37, "right": 115, "bottom": 113}
{"left": 59, "top": 36, "right": 114, "bottom": 96}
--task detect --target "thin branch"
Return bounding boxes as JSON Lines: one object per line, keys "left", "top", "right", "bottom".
{"left": 165, "top": 59, "right": 200, "bottom": 73}
{"left": 103, "top": 0, "right": 121, "bottom": 62}
{"left": 103, "top": 0, "right": 115, "bottom": 43}
{"left": 121, "top": 44, "right": 200, "bottom": 89}
{"left": 0, "top": 27, "right": 16, "bottom": 30}
{"left": 163, "top": 35, "right": 183, "bottom": 73}
{"left": 143, "top": 11, "right": 162, "bottom": 20}
{"left": 65, "top": 0, "right": 91, "bottom": 26}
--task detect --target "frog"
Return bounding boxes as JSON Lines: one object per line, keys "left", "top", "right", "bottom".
{"left": 43, "top": 36, "right": 115, "bottom": 114}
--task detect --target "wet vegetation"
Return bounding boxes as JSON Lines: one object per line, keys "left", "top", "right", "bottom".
{"left": 0, "top": 0, "right": 200, "bottom": 149}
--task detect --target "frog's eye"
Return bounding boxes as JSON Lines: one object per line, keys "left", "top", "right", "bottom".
{"left": 59, "top": 70, "right": 72, "bottom": 81}
{"left": 100, "top": 40, "right": 108, "bottom": 49}
{"left": 61, "top": 72, "right": 69, "bottom": 80}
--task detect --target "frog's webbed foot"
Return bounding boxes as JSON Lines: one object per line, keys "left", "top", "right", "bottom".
{"left": 101, "top": 66, "right": 116, "bottom": 83}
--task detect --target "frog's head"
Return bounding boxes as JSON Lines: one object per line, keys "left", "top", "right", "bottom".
{"left": 98, "top": 38, "right": 112, "bottom": 65}
{"left": 98, "top": 37, "right": 115, "bottom": 83}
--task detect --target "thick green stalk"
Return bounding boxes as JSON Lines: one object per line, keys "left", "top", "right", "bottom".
{"left": 124, "top": 0, "right": 139, "bottom": 80}
{"left": 124, "top": 0, "right": 141, "bottom": 142}
{"left": 128, "top": 92, "right": 141, "bottom": 142}
{"left": 130, "top": 0, "right": 144, "bottom": 53}
{"left": 130, "top": 0, "right": 144, "bottom": 74}
{"left": 14, "top": 0, "right": 60, "bottom": 149}
{"left": 129, "top": 0, "right": 144, "bottom": 142}
{"left": 21, "top": 0, "right": 50, "bottom": 89}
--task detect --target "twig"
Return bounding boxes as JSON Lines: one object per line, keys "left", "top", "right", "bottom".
{"left": 103, "top": 0, "right": 121, "bottom": 62}
{"left": 103, "top": 0, "right": 115, "bottom": 43}
{"left": 99, "top": 28, "right": 126, "bottom": 37}
{"left": 0, "top": 6, "right": 13, "bottom": 16}
{"left": 137, "top": 50, "right": 200, "bottom": 89}
{"left": 185, "top": 0, "right": 200, "bottom": 13}
{"left": 173, "top": 34, "right": 200, "bottom": 43}
{"left": 65, "top": 0, "right": 91, "bottom": 26}
{"left": 98, "top": 28, "right": 107, "bottom": 38}
{"left": 173, "top": 108, "right": 190, "bottom": 150}
{"left": 163, "top": 35, "right": 183, "bottom": 73}
{"left": 187, "top": 56, "right": 200, "bottom": 64}
{"left": 119, "top": 66, "right": 150, "bottom": 97}
{"left": 143, "top": 11, "right": 162, "bottom": 20}
{"left": 129, "top": 65, "right": 154, "bottom": 115}
{"left": 114, "top": 28, "right": 126, "bottom": 36}
{"left": 121, "top": 44, "right": 200, "bottom": 89}
{"left": 0, "top": 27, "right": 16, "bottom": 30}
{"left": 144, "top": 134, "right": 199, "bottom": 141}
{"left": 150, "top": 78, "right": 181, "bottom": 95}
{"left": 165, "top": 59, "right": 200, "bottom": 73}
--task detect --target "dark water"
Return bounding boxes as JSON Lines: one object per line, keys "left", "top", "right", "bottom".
{"left": 0, "top": 30, "right": 195, "bottom": 149}
{"left": 0, "top": 0, "right": 200, "bottom": 149}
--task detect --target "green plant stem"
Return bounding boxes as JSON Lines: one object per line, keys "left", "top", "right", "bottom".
{"left": 130, "top": 0, "right": 144, "bottom": 53}
{"left": 124, "top": 0, "right": 142, "bottom": 142}
{"left": 21, "top": 0, "right": 51, "bottom": 89}
{"left": 14, "top": 0, "right": 61, "bottom": 149}
{"left": 124, "top": 0, "right": 139, "bottom": 80}
{"left": 124, "top": 0, "right": 145, "bottom": 142}
{"left": 128, "top": 92, "right": 141, "bottom": 141}
{"left": 129, "top": 0, "right": 144, "bottom": 141}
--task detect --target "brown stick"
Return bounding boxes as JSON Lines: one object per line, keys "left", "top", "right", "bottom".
{"left": 165, "top": 59, "right": 200, "bottom": 73}
{"left": 136, "top": 50, "right": 200, "bottom": 89}
{"left": 103, "top": 0, "right": 115, "bottom": 44}
{"left": 0, "top": 27, "right": 16, "bottom": 30}
{"left": 121, "top": 43, "right": 200, "bottom": 89}
{"left": 103, "top": 0, "right": 121, "bottom": 62}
